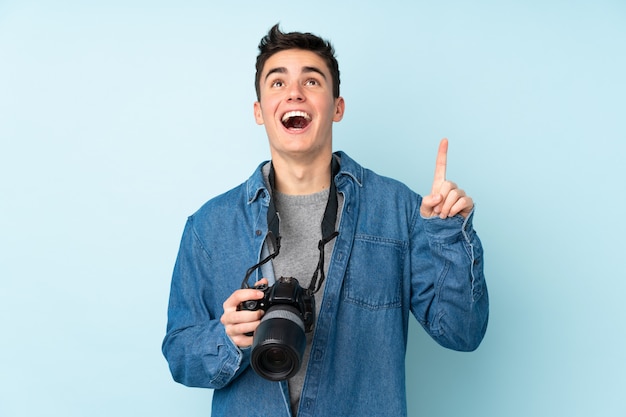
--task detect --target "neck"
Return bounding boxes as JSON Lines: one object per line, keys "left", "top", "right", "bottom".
{"left": 271, "top": 154, "right": 333, "bottom": 195}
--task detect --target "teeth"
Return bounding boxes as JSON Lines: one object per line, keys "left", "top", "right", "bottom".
{"left": 282, "top": 111, "right": 311, "bottom": 122}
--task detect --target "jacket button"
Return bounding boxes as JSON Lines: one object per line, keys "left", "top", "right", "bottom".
{"left": 255, "top": 230, "right": 262, "bottom": 236}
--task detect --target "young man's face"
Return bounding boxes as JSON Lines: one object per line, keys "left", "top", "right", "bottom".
{"left": 254, "top": 49, "right": 345, "bottom": 163}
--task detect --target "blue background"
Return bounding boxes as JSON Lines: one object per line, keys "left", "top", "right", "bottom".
{"left": 1, "top": 1, "right": 625, "bottom": 416}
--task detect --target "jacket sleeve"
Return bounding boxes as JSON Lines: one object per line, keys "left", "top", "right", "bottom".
{"left": 410, "top": 206, "right": 489, "bottom": 351}
{"left": 161, "top": 218, "right": 250, "bottom": 388}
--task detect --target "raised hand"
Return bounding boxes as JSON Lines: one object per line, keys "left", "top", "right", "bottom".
{"left": 420, "top": 138, "right": 474, "bottom": 219}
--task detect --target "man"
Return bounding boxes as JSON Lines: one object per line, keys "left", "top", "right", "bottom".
{"left": 163, "top": 24, "right": 489, "bottom": 417}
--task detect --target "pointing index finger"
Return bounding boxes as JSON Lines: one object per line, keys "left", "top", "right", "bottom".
{"left": 431, "top": 138, "right": 448, "bottom": 193}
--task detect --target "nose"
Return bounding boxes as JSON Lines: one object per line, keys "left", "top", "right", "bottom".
{"left": 286, "top": 83, "right": 305, "bottom": 102}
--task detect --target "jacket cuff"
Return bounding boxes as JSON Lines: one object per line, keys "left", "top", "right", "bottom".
{"left": 211, "top": 328, "right": 252, "bottom": 387}
{"left": 421, "top": 207, "right": 476, "bottom": 243}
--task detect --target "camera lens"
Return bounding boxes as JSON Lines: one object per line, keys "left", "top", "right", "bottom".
{"left": 260, "top": 347, "right": 289, "bottom": 372}
{"left": 250, "top": 305, "right": 307, "bottom": 381}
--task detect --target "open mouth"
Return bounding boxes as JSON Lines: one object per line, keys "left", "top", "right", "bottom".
{"left": 281, "top": 111, "right": 311, "bottom": 130}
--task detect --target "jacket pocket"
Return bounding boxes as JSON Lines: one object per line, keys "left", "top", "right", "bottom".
{"left": 343, "top": 235, "right": 405, "bottom": 310}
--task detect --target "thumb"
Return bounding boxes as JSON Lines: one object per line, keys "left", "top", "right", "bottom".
{"left": 420, "top": 193, "right": 442, "bottom": 217}
{"left": 253, "top": 278, "right": 269, "bottom": 287}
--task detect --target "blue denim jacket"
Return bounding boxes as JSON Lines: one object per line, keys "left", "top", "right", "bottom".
{"left": 162, "top": 151, "right": 488, "bottom": 417}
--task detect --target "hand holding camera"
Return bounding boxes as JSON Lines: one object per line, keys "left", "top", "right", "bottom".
{"left": 220, "top": 278, "right": 268, "bottom": 348}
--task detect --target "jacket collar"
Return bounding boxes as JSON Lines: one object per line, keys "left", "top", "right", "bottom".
{"left": 245, "top": 151, "right": 363, "bottom": 205}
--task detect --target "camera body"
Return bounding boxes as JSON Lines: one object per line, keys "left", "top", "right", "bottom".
{"left": 240, "top": 276, "right": 315, "bottom": 332}
{"left": 240, "top": 276, "right": 315, "bottom": 381}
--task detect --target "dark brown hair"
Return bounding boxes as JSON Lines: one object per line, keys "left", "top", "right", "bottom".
{"left": 255, "top": 24, "right": 340, "bottom": 101}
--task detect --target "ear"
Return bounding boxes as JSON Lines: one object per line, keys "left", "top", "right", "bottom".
{"left": 333, "top": 97, "right": 345, "bottom": 122}
{"left": 253, "top": 101, "right": 264, "bottom": 125}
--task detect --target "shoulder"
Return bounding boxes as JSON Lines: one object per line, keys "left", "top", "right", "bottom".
{"left": 335, "top": 151, "right": 418, "bottom": 199}
{"left": 189, "top": 161, "right": 269, "bottom": 226}
{"left": 335, "top": 151, "right": 421, "bottom": 240}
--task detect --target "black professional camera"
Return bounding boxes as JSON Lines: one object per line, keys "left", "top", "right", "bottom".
{"left": 240, "top": 276, "right": 315, "bottom": 381}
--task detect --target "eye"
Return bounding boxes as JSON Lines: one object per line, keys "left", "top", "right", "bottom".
{"left": 271, "top": 80, "right": 284, "bottom": 88}
{"left": 305, "top": 78, "right": 320, "bottom": 87}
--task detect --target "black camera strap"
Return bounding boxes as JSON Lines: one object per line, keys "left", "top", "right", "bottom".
{"left": 241, "top": 157, "right": 340, "bottom": 292}
{"left": 309, "top": 157, "right": 340, "bottom": 294}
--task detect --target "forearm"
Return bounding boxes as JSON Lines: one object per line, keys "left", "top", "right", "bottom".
{"left": 162, "top": 319, "right": 249, "bottom": 388}
{"left": 412, "top": 209, "right": 489, "bottom": 351}
{"left": 162, "top": 219, "right": 251, "bottom": 388}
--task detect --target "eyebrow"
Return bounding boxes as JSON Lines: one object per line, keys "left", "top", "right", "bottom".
{"left": 264, "top": 66, "right": 328, "bottom": 82}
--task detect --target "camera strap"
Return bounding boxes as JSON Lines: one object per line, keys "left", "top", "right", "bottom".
{"left": 241, "top": 157, "right": 340, "bottom": 291}
{"left": 308, "top": 157, "right": 340, "bottom": 294}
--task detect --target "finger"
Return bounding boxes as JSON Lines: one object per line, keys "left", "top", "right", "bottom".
{"left": 431, "top": 138, "right": 448, "bottom": 194}
{"left": 432, "top": 180, "right": 457, "bottom": 216}
{"left": 221, "top": 309, "right": 264, "bottom": 327}
{"left": 226, "top": 319, "right": 260, "bottom": 347}
{"left": 419, "top": 193, "right": 441, "bottom": 217}
{"left": 231, "top": 319, "right": 262, "bottom": 336}
{"left": 230, "top": 335, "right": 254, "bottom": 348}
{"left": 223, "top": 287, "right": 266, "bottom": 312}
{"left": 439, "top": 187, "right": 463, "bottom": 218}
{"left": 254, "top": 278, "right": 269, "bottom": 287}
{"left": 448, "top": 196, "right": 474, "bottom": 218}
{"left": 422, "top": 193, "right": 442, "bottom": 209}
{"left": 439, "top": 189, "right": 474, "bottom": 219}
{"left": 223, "top": 307, "right": 264, "bottom": 347}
